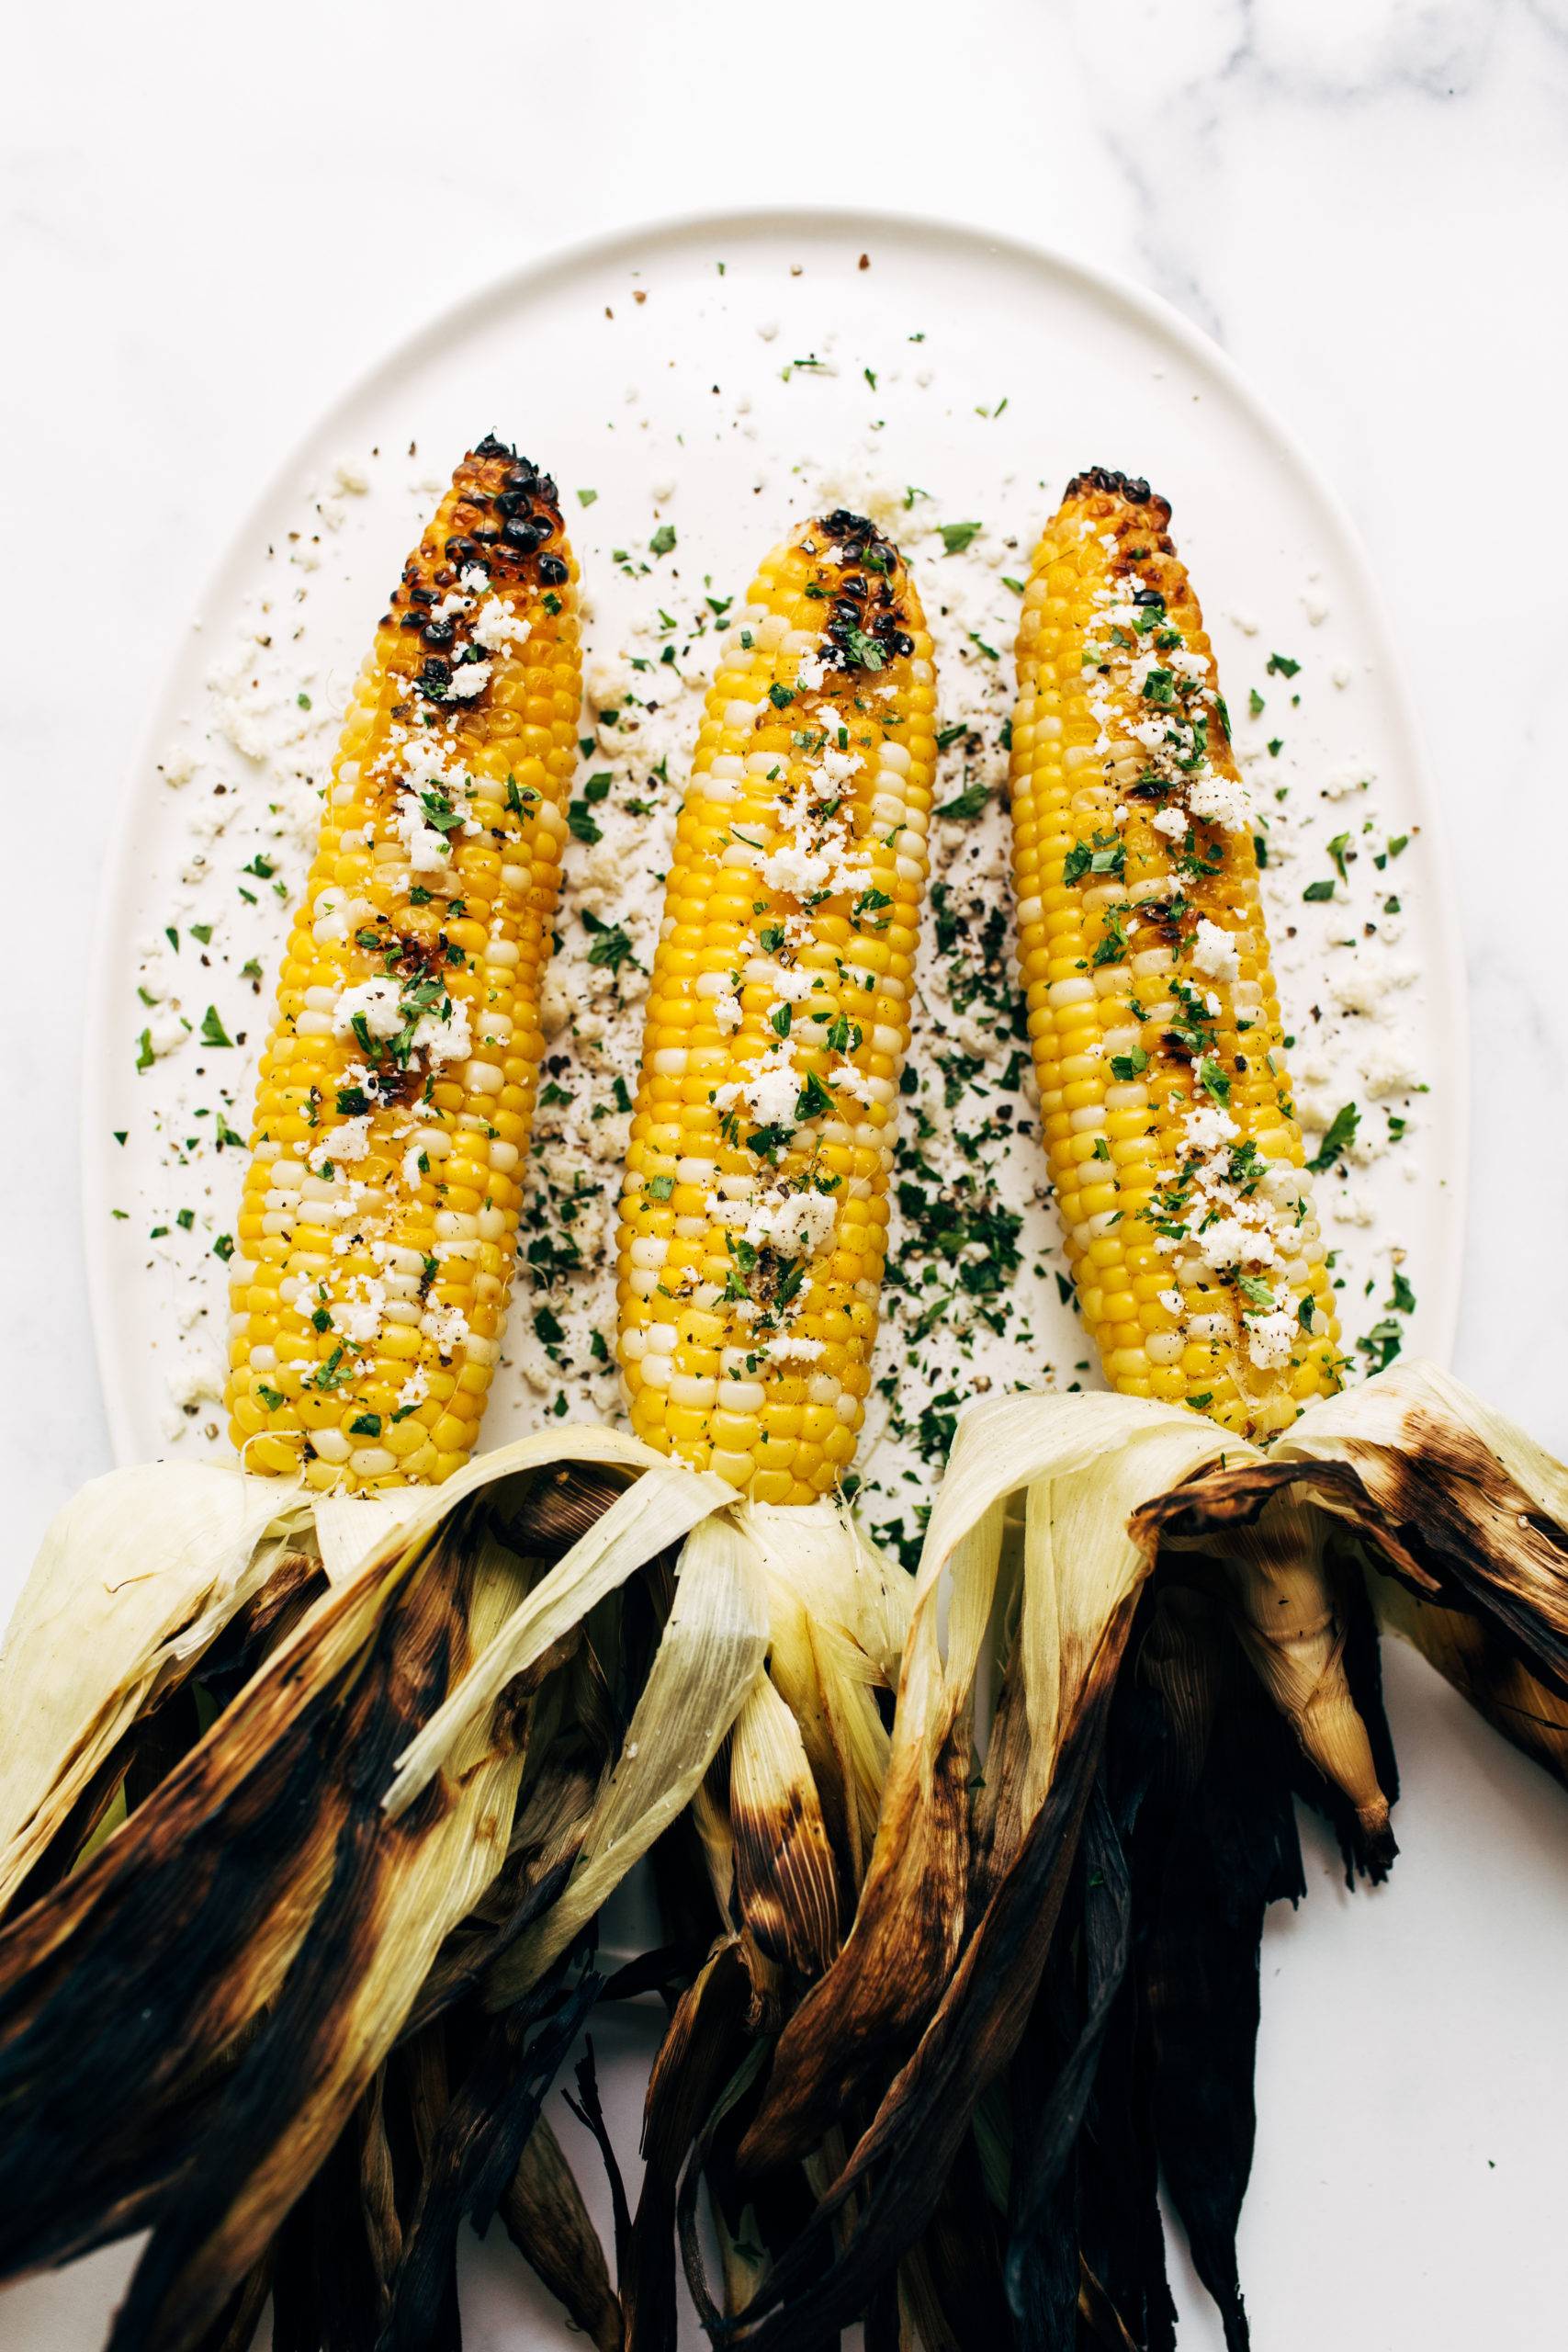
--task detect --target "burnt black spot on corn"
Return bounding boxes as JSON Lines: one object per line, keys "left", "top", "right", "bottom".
{"left": 226, "top": 440, "right": 584, "bottom": 1493}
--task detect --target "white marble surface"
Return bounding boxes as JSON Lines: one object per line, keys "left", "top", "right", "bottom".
{"left": 3, "top": 2, "right": 1566, "bottom": 2346}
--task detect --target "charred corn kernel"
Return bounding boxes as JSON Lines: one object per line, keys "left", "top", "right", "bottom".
{"left": 224, "top": 438, "right": 581, "bottom": 1491}
{"left": 1010, "top": 469, "right": 1338, "bottom": 1443}
{"left": 616, "top": 511, "right": 937, "bottom": 1501}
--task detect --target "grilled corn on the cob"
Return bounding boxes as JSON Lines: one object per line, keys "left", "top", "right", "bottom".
{"left": 615, "top": 511, "right": 936, "bottom": 1499}
{"left": 1010, "top": 468, "right": 1338, "bottom": 1442}
{"left": 224, "top": 438, "right": 581, "bottom": 1490}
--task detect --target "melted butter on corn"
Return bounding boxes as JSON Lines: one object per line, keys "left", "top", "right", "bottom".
{"left": 224, "top": 438, "right": 581, "bottom": 1490}
{"left": 616, "top": 511, "right": 937, "bottom": 1501}
{"left": 1010, "top": 469, "right": 1339, "bottom": 1442}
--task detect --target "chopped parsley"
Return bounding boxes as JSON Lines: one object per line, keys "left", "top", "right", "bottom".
{"left": 1307, "top": 1101, "right": 1360, "bottom": 1173}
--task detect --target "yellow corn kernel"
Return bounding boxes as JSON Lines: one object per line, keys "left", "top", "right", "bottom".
{"left": 223, "top": 439, "right": 581, "bottom": 1491}
{"left": 1008, "top": 469, "right": 1339, "bottom": 1442}
{"left": 615, "top": 512, "right": 937, "bottom": 1502}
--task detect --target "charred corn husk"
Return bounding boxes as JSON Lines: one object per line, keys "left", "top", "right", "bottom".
{"left": 224, "top": 440, "right": 581, "bottom": 1491}
{"left": 615, "top": 510, "right": 937, "bottom": 1500}
{"left": 1010, "top": 468, "right": 1337, "bottom": 1442}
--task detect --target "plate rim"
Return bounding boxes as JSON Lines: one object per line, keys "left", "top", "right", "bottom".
{"left": 82, "top": 200, "right": 1470, "bottom": 1466}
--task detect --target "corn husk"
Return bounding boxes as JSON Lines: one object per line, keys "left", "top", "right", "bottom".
{"left": 1135, "top": 1356, "right": 1568, "bottom": 1786}
{"left": 12, "top": 1356, "right": 1560, "bottom": 2346}
{"left": 0, "top": 1464, "right": 317, "bottom": 1908}
{"left": 685, "top": 1356, "right": 1568, "bottom": 2346}
{"left": 609, "top": 1501, "right": 912, "bottom": 2338}
{"left": 694, "top": 1384, "right": 1393, "bottom": 2346}
{"left": 501, "top": 2110, "right": 625, "bottom": 2352}
{"left": 0, "top": 1424, "right": 768, "bottom": 2351}
{"left": 743, "top": 1393, "right": 1246, "bottom": 2173}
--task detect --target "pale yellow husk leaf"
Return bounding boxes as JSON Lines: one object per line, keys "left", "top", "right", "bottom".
{"left": 490, "top": 1510, "right": 770, "bottom": 1996}
{"left": 0, "top": 1425, "right": 761, "bottom": 1957}
{"left": 0, "top": 1464, "right": 312, "bottom": 1904}
{"left": 748, "top": 1498, "right": 909, "bottom": 1882}
{"left": 913, "top": 1389, "right": 1235, "bottom": 1825}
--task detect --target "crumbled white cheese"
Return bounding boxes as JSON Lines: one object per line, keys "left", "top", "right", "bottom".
{"left": 1196, "top": 1217, "right": 1278, "bottom": 1272}
{"left": 761, "top": 1334, "right": 826, "bottom": 1364}
{"left": 333, "top": 1279, "right": 386, "bottom": 1345}
{"left": 1245, "top": 1309, "right": 1296, "bottom": 1369}
{"left": 1190, "top": 919, "right": 1240, "bottom": 983}
{"left": 1328, "top": 960, "right": 1416, "bottom": 1018}
{"left": 333, "top": 978, "right": 469, "bottom": 1066}
{"left": 1360, "top": 1042, "right": 1423, "bottom": 1099}
{"left": 394, "top": 788, "right": 453, "bottom": 870}
{"left": 1181, "top": 1103, "right": 1239, "bottom": 1153}
{"left": 422, "top": 1301, "right": 470, "bottom": 1355}
{"left": 743, "top": 1187, "right": 838, "bottom": 1257}
{"left": 471, "top": 599, "right": 531, "bottom": 653}
{"left": 816, "top": 744, "right": 861, "bottom": 793}
{"left": 1186, "top": 771, "right": 1253, "bottom": 832}
{"left": 716, "top": 1050, "right": 801, "bottom": 1130}
{"left": 333, "top": 979, "right": 403, "bottom": 1042}
{"left": 761, "top": 842, "right": 831, "bottom": 897}
{"left": 768, "top": 965, "right": 820, "bottom": 1002}
{"left": 167, "top": 1345, "right": 226, "bottom": 1412}
{"left": 311, "top": 1116, "right": 371, "bottom": 1171}
{"left": 417, "top": 996, "right": 471, "bottom": 1065}
{"left": 143, "top": 1009, "right": 190, "bottom": 1061}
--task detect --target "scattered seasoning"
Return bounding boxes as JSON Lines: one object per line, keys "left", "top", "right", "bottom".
{"left": 115, "top": 380, "right": 1430, "bottom": 1487}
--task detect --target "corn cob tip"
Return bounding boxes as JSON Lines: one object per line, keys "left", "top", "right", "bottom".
{"left": 1063, "top": 465, "right": 1168, "bottom": 517}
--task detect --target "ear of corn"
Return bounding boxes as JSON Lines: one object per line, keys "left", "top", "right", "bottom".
{"left": 615, "top": 511, "right": 937, "bottom": 1500}
{"left": 225, "top": 439, "right": 581, "bottom": 1492}
{"left": 728, "top": 475, "right": 1417, "bottom": 2345}
{"left": 1010, "top": 468, "right": 1337, "bottom": 1442}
